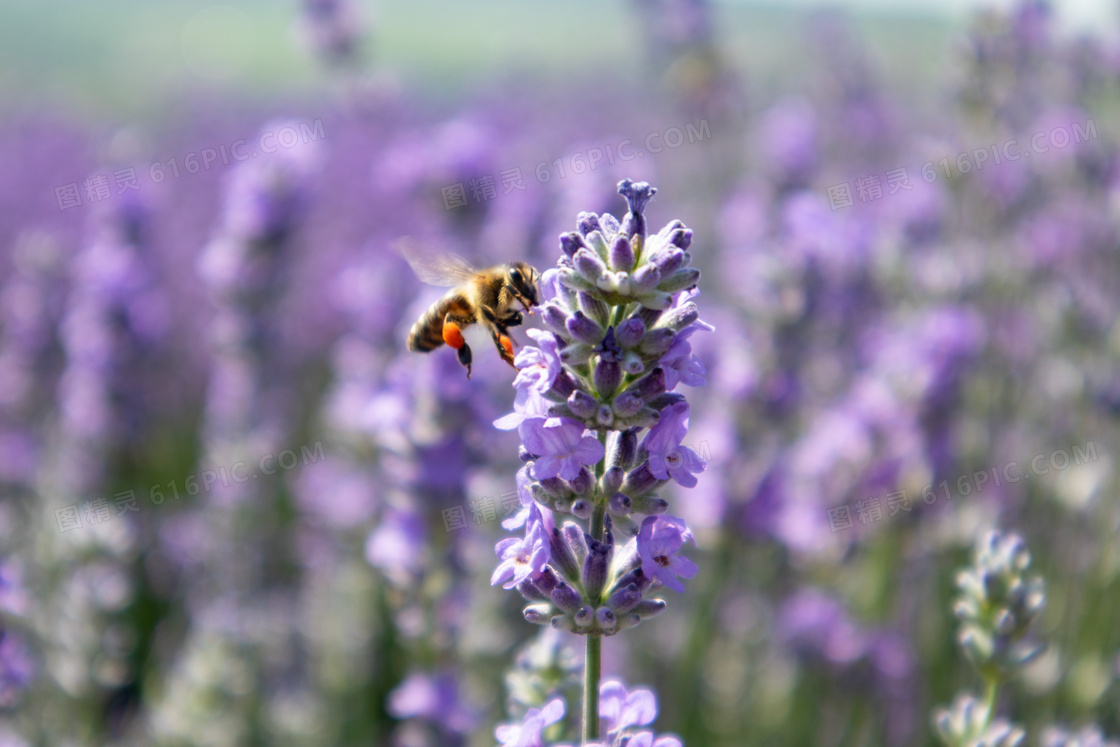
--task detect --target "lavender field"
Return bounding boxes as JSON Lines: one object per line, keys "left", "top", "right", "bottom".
{"left": 1, "top": 1, "right": 1119, "bottom": 745}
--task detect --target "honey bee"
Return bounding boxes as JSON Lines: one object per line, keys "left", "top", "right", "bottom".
{"left": 398, "top": 240, "right": 540, "bottom": 379}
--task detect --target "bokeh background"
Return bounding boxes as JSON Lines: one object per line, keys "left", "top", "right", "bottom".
{"left": 2, "top": 0, "right": 1120, "bottom": 745}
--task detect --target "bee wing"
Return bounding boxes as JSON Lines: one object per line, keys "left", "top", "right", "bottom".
{"left": 393, "top": 238, "right": 478, "bottom": 287}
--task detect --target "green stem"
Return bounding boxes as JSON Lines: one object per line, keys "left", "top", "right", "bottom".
{"left": 583, "top": 634, "right": 602, "bottom": 745}
{"left": 982, "top": 675, "right": 1000, "bottom": 723}
{"left": 583, "top": 431, "right": 610, "bottom": 744}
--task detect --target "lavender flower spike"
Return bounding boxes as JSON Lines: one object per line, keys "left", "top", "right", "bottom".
{"left": 492, "top": 179, "right": 707, "bottom": 744}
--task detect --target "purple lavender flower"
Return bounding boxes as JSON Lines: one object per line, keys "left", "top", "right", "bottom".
{"left": 521, "top": 419, "right": 606, "bottom": 481}
{"left": 495, "top": 697, "right": 566, "bottom": 747}
{"left": 634, "top": 516, "right": 697, "bottom": 593}
{"left": 599, "top": 679, "right": 658, "bottom": 733}
{"left": 0, "top": 632, "right": 34, "bottom": 708}
{"left": 492, "top": 505, "right": 551, "bottom": 589}
{"left": 642, "top": 402, "right": 706, "bottom": 488}
{"left": 514, "top": 329, "right": 563, "bottom": 395}
{"left": 387, "top": 670, "right": 478, "bottom": 735}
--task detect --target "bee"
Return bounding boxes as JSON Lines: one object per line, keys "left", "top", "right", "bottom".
{"left": 398, "top": 240, "right": 540, "bottom": 379}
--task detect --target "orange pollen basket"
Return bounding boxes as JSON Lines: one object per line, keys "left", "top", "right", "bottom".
{"left": 443, "top": 322, "right": 465, "bottom": 349}
{"left": 499, "top": 335, "right": 514, "bottom": 358}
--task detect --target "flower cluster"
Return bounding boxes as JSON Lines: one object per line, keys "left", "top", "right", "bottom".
{"left": 932, "top": 530, "right": 1047, "bottom": 747}
{"left": 496, "top": 680, "right": 682, "bottom": 747}
{"left": 952, "top": 530, "right": 1047, "bottom": 678}
{"left": 1041, "top": 726, "right": 1120, "bottom": 747}
{"left": 492, "top": 180, "right": 708, "bottom": 637}
{"left": 934, "top": 693, "right": 1026, "bottom": 747}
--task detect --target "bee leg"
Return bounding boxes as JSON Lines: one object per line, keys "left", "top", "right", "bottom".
{"left": 490, "top": 327, "right": 517, "bottom": 369}
{"left": 502, "top": 310, "right": 524, "bottom": 329}
{"left": 457, "top": 343, "right": 473, "bottom": 379}
{"left": 442, "top": 317, "right": 473, "bottom": 379}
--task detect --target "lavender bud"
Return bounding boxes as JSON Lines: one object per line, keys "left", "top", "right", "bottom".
{"left": 628, "top": 407, "right": 661, "bottom": 429}
{"left": 545, "top": 370, "right": 579, "bottom": 400}
{"left": 566, "top": 310, "right": 605, "bottom": 345}
{"left": 659, "top": 267, "right": 701, "bottom": 293}
{"left": 612, "top": 393, "right": 643, "bottom": 418}
{"left": 645, "top": 392, "right": 686, "bottom": 411}
{"left": 584, "top": 231, "right": 609, "bottom": 259}
{"left": 519, "top": 446, "right": 534, "bottom": 463}
{"left": 659, "top": 302, "right": 699, "bottom": 332}
{"left": 630, "top": 493, "right": 670, "bottom": 515}
{"left": 567, "top": 390, "right": 598, "bottom": 419}
{"left": 601, "top": 466, "right": 624, "bottom": 494}
{"left": 637, "top": 306, "right": 663, "bottom": 327}
{"left": 616, "top": 612, "right": 643, "bottom": 632}
{"left": 551, "top": 581, "right": 584, "bottom": 613}
{"left": 622, "top": 461, "right": 659, "bottom": 496}
{"left": 621, "top": 352, "right": 645, "bottom": 376}
{"left": 582, "top": 537, "right": 613, "bottom": 602}
{"left": 559, "top": 342, "right": 594, "bottom": 366}
{"left": 618, "top": 179, "right": 656, "bottom": 238}
{"left": 651, "top": 247, "right": 686, "bottom": 276}
{"left": 634, "top": 599, "right": 667, "bottom": 619}
{"left": 631, "top": 263, "right": 662, "bottom": 292}
{"left": 615, "top": 317, "right": 646, "bottom": 348}
{"left": 667, "top": 226, "right": 692, "bottom": 250}
{"left": 607, "top": 428, "right": 638, "bottom": 471}
{"left": 558, "top": 267, "right": 595, "bottom": 293}
{"left": 552, "top": 615, "right": 577, "bottom": 632}
{"left": 578, "top": 292, "right": 610, "bottom": 328}
{"left": 607, "top": 492, "right": 633, "bottom": 516}
{"left": 600, "top": 212, "right": 620, "bottom": 235}
{"left": 596, "top": 405, "right": 614, "bottom": 427}
{"left": 573, "top": 605, "right": 595, "bottom": 629}
{"left": 542, "top": 304, "right": 570, "bottom": 335}
{"left": 594, "top": 359, "right": 622, "bottom": 399}
{"left": 638, "top": 328, "right": 675, "bottom": 356}
{"left": 625, "top": 367, "right": 666, "bottom": 401}
{"left": 569, "top": 467, "right": 593, "bottom": 496}
{"left": 539, "top": 477, "right": 570, "bottom": 498}
{"left": 546, "top": 402, "right": 575, "bottom": 420}
{"left": 524, "top": 604, "right": 555, "bottom": 624}
{"left": 571, "top": 499, "right": 593, "bottom": 519}
{"left": 607, "top": 584, "right": 643, "bottom": 614}
{"left": 550, "top": 527, "right": 581, "bottom": 581}
{"left": 608, "top": 234, "right": 634, "bottom": 272}
{"left": 517, "top": 577, "right": 550, "bottom": 602}
{"left": 612, "top": 567, "right": 650, "bottom": 594}
{"left": 535, "top": 566, "right": 560, "bottom": 594}
{"left": 559, "top": 231, "right": 586, "bottom": 257}
{"left": 563, "top": 523, "right": 589, "bottom": 567}
{"left": 576, "top": 211, "right": 600, "bottom": 237}
{"left": 596, "top": 607, "right": 618, "bottom": 634}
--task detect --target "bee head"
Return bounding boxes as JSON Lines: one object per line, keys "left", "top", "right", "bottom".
{"left": 507, "top": 262, "right": 540, "bottom": 310}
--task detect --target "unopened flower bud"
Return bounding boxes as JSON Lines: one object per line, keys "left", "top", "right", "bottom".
{"left": 608, "top": 234, "right": 634, "bottom": 272}
{"left": 551, "top": 581, "right": 584, "bottom": 613}
{"left": 524, "top": 604, "right": 555, "bottom": 624}
{"left": 567, "top": 310, "right": 605, "bottom": 345}
{"left": 615, "top": 317, "right": 646, "bottom": 348}
{"left": 594, "top": 359, "right": 622, "bottom": 399}
{"left": 546, "top": 529, "right": 578, "bottom": 583}
{"left": 659, "top": 268, "right": 701, "bottom": 293}
{"left": 566, "top": 390, "right": 597, "bottom": 419}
